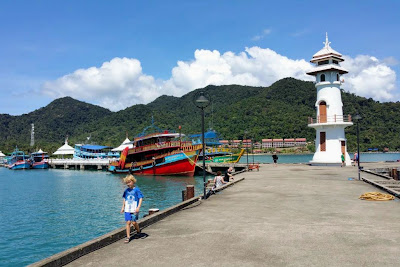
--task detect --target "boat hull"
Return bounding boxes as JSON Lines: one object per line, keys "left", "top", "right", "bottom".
{"left": 9, "top": 161, "right": 31, "bottom": 170}
{"left": 109, "top": 151, "right": 198, "bottom": 176}
{"left": 32, "top": 162, "right": 49, "bottom": 169}
{"left": 204, "top": 149, "right": 245, "bottom": 163}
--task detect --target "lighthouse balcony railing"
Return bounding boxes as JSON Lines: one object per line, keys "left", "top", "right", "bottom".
{"left": 308, "top": 114, "right": 352, "bottom": 125}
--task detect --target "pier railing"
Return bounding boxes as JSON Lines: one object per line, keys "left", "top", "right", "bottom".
{"left": 308, "top": 114, "right": 352, "bottom": 124}
{"left": 128, "top": 141, "right": 198, "bottom": 154}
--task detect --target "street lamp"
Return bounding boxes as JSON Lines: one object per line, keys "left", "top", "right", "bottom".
{"left": 194, "top": 91, "right": 210, "bottom": 199}
{"left": 244, "top": 131, "right": 249, "bottom": 170}
{"left": 354, "top": 114, "right": 362, "bottom": 180}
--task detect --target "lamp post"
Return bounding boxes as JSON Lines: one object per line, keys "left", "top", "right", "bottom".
{"left": 244, "top": 131, "right": 249, "bottom": 170}
{"left": 354, "top": 114, "right": 362, "bottom": 180}
{"left": 194, "top": 91, "right": 210, "bottom": 199}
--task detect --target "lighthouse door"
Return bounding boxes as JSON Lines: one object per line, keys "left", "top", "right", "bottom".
{"left": 319, "top": 102, "right": 327, "bottom": 123}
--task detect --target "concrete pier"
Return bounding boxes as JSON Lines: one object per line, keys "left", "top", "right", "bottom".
{"left": 48, "top": 159, "right": 110, "bottom": 171}
{"left": 33, "top": 162, "right": 400, "bottom": 266}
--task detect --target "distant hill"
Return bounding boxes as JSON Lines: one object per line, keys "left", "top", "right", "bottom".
{"left": 0, "top": 78, "right": 399, "bottom": 153}
{"left": 0, "top": 97, "right": 112, "bottom": 152}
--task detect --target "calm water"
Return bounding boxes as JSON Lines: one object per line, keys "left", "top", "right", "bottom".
{"left": 1, "top": 152, "right": 399, "bottom": 266}
{"left": 0, "top": 168, "right": 208, "bottom": 266}
{"left": 239, "top": 152, "right": 400, "bottom": 164}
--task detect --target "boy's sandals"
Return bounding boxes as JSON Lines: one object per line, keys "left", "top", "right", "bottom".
{"left": 124, "top": 237, "right": 130, "bottom": 243}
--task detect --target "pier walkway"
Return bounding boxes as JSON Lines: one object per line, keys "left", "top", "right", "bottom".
{"left": 53, "top": 163, "right": 400, "bottom": 266}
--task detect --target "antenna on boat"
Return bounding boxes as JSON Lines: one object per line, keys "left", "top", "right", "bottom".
{"left": 30, "top": 123, "right": 35, "bottom": 147}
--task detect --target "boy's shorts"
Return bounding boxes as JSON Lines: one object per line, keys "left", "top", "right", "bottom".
{"left": 125, "top": 212, "right": 139, "bottom": 222}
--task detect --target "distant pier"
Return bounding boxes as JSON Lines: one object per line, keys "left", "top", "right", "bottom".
{"left": 49, "top": 159, "right": 250, "bottom": 173}
{"left": 48, "top": 159, "right": 110, "bottom": 171}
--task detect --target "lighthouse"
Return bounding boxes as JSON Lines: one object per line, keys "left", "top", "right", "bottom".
{"left": 307, "top": 33, "right": 353, "bottom": 166}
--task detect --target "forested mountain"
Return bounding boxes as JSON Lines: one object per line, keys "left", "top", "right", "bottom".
{"left": 0, "top": 78, "right": 399, "bottom": 153}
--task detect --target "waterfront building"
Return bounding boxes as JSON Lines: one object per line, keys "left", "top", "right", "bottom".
{"left": 295, "top": 138, "right": 307, "bottom": 146}
{"left": 307, "top": 33, "right": 353, "bottom": 166}
{"left": 232, "top": 140, "right": 241, "bottom": 148}
{"left": 262, "top": 139, "right": 273, "bottom": 148}
{"left": 242, "top": 139, "right": 252, "bottom": 148}
{"left": 220, "top": 140, "right": 229, "bottom": 147}
{"left": 273, "top": 139, "right": 284, "bottom": 148}
{"left": 284, "top": 138, "right": 295, "bottom": 147}
{"left": 111, "top": 137, "right": 133, "bottom": 152}
{"left": 53, "top": 138, "right": 75, "bottom": 158}
{"left": 0, "top": 151, "right": 6, "bottom": 164}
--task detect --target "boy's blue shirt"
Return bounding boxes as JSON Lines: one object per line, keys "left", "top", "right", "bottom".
{"left": 122, "top": 187, "right": 143, "bottom": 213}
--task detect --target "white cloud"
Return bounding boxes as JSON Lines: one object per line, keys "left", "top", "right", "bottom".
{"left": 41, "top": 48, "right": 398, "bottom": 111}
{"left": 252, "top": 29, "right": 272, "bottom": 41}
{"left": 42, "top": 57, "right": 161, "bottom": 111}
{"left": 341, "top": 55, "right": 397, "bottom": 101}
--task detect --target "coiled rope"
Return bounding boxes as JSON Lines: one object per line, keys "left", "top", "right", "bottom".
{"left": 359, "top": 192, "right": 395, "bottom": 201}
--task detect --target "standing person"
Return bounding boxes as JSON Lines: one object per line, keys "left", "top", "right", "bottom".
{"left": 272, "top": 152, "right": 278, "bottom": 167}
{"left": 224, "top": 167, "right": 234, "bottom": 182}
{"left": 354, "top": 152, "right": 358, "bottom": 165}
{"left": 214, "top": 171, "right": 227, "bottom": 189}
{"left": 120, "top": 175, "right": 143, "bottom": 243}
{"left": 341, "top": 153, "right": 345, "bottom": 167}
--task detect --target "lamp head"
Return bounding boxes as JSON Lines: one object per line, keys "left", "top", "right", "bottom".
{"left": 194, "top": 91, "right": 210, "bottom": 108}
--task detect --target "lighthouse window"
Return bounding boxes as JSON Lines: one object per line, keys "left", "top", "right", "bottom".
{"left": 317, "top": 60, "right": 329, "bottom": 66}
{"left": 336, "top": 74, "right": 340, "bottom": 81}
{"left": 320, "top": 74, "right": 326, "bottom": 82}
{"left": 333, "top": 60, "right": 339, "bottom": 64}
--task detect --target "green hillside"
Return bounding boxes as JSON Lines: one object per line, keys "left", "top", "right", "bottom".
{"left": 0, "top": 78, "right": 399, "bottom": 153}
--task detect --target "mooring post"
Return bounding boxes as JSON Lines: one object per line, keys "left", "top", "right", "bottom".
{"left": 392, "top": 168, "right": 398, "bottom": 180}
{"left": 186, "top": 185, "right": 194, "bottom": 199}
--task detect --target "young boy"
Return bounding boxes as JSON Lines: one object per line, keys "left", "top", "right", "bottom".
{"left": 120, "top": 175, "right": 143, "bottom": 243}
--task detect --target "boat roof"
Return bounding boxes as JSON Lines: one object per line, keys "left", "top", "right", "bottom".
{"left": 190, "top": 130, "right": 222, "bottom": 146}
{"left": 134, "top": 132, "right": 182, "bottom": 142}
{"left": 32, "top": 150, "right": 48, "bottom": 155}
{"left": 81, "top": 145, "right": 110, "bottom": 150}
{"left": 190, "top": 130, "right": 219, "bottom": 139}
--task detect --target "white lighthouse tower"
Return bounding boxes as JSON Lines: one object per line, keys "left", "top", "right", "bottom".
{"left": 307, "top": 33, "right": 353, "bottom": 166}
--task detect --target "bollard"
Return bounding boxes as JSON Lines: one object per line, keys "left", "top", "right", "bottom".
{"left": 392, "top": 168, "right": 398, "bottom": 180}
{"left": 148, "top": 208, "right": 159, "bottom": 215}
{"left": 186, "top": 185, "right": 195, "bottom": 199}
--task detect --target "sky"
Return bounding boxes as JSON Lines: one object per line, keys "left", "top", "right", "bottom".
{"left": 0, "top": 0, "right": 399, "bottom": 115}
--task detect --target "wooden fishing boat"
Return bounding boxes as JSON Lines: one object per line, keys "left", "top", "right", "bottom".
{"left": 30, "top": 149, "right": 49, "bottom": 169}
{"left": 108, "top": 128, "right": 202, "bottom": 176}
{"left": 190, "top": 130, "right": 245, "bottom": 163}
{"left": 8, "top": 147, "right": 31, "bottom": 170}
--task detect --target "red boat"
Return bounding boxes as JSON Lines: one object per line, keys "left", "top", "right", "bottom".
{"left": 108, "top": 129, "right": 202, "bottom": 176}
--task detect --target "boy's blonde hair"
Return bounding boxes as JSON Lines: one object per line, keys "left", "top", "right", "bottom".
{"left": 124, "top": 174, "right": 137, "bottom": 184}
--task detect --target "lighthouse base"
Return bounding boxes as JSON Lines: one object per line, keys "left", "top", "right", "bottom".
{"left": 309, "top": 151, "right": 352, "bottom": 167}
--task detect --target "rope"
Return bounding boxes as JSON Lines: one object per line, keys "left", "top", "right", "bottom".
{"left": 359, "top": 192, "right": 395, "bottom": 201}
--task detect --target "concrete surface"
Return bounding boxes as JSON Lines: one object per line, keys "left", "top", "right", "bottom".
{"left": 67, "top": 163, "right": 400, "bottom": 267}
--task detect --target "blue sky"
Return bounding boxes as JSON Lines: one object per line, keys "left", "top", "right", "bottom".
{"left": 0, "top": 0, "right": 399, "bottom": 115}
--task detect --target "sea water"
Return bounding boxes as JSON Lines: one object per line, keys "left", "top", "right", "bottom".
{"left": 239, "top": 152, "right": 400, "bottom": 164}
{"left": 0, "top": 168, "right": 207, "bottom": 266}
